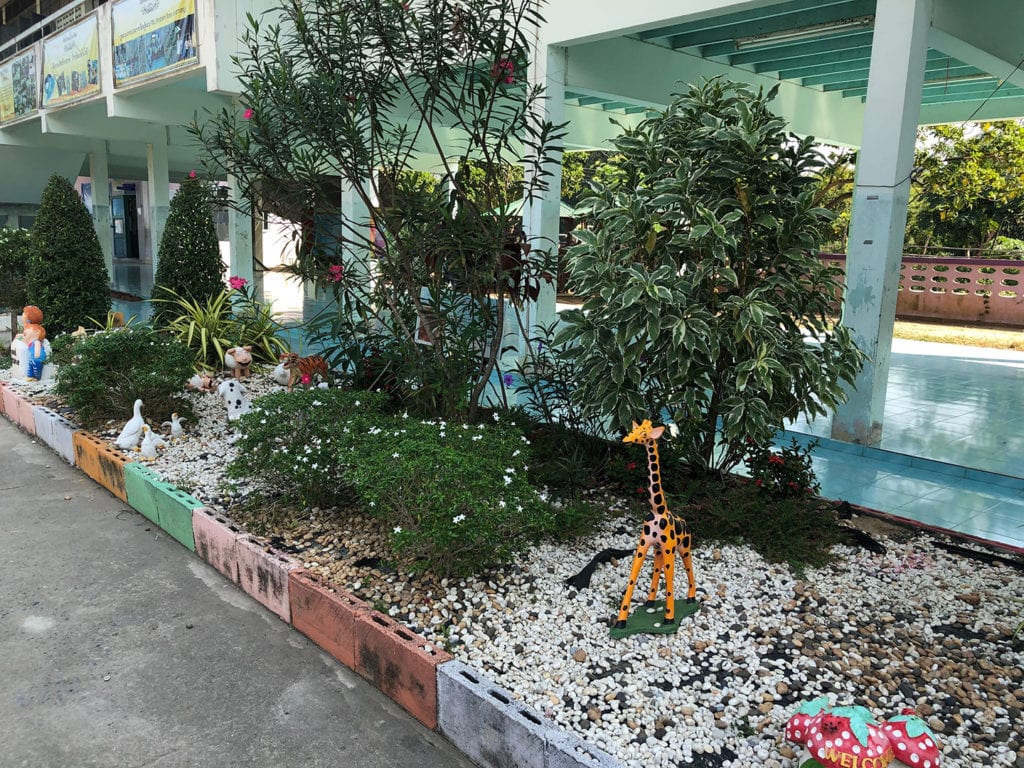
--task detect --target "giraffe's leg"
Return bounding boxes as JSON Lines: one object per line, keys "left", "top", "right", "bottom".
{"left": 643, "top": 551, "right": 664, "bottom": 607}
{"left": 662, "top": 552, "right": 676, "bottom": 623}
{"left": 615, "top": 543, "right": 649, "bottom": 628}
{"left": 681, "top": 547, "right": 697, "bottom": 602}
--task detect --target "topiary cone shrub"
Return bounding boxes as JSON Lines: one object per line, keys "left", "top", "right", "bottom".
{"left": 151, "top": 177, "right": 225, "bottom": 325}
{"left": 27, "top": 174, "right": 111, "bottom": 336}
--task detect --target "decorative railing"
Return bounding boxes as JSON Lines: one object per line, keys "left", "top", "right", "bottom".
{"left": 821, "top": 253, "right": 1024, "bottom": 326}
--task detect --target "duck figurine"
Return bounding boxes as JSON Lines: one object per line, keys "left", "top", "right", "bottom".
{"left": 161, "top": 412, "right": 187, "bottom": 439}
{"left": 138, "top": 425, "right": 167, "bottom": 460}
{"left": 115, "top": 399, "right": 145, "bottom": 451}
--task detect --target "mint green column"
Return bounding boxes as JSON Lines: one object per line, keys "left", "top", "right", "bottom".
{"left": 89, "top": 140, "right": 113, "bottom": 281}
{"left": 522, "top": 44, "right": 565, "bottom": 348}
{"left": 831, "top": 0, "right": 933, "bottom": 445}
{"left": 227, "top": 174, "right": 254, "bottom": 285}
{"left": 146, "top": 137, "right": 170, "bottom": 275}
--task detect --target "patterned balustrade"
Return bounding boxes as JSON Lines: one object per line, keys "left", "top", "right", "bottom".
{"left": 820, "top": 254, "right": 1024, "bottom": 327}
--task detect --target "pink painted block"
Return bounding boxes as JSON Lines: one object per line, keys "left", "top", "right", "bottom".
{"left": 1, "top": 385, "right": 18, "bottom": 422}
{"left": 191, "top": 508, "right": 297, "bottom": 622}
{"left": 16, "top": 392, "right": 36, "bottom": 435}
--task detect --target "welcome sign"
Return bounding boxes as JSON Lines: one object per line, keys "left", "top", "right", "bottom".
{"left": 41, "top": 15, "right": 100, "bottom": 108}
{"left": 112, "top": 0, "right": 197, "bottom": 86}
{"left": 0, "top": 47, "right": 38, "bottom": 123}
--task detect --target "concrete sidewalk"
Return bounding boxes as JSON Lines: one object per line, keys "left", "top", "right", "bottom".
{"left": 0, "top": 417, "right": 474, "bottom": 768}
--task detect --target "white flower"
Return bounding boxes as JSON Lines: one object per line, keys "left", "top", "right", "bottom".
{"left": 504, "top": 467, "right": 515, "bottom": 474}
{"left": 452, "top": 514, "right": 466, "bottom": 524}
{"left": 512, "top": 450, "right": 521, "bottom": 457}
{"left": 668, "top": 422, "right": 679, "bottom": 438}
{"left": 393, "top": 525, "right": 401, "bottom": 533}
{"left": 354, "top": 400, "right": 361, "bottom": 406}
{"left": 498, "top": 500, "right": 506, "bottom": 508}
{"left": 472, "top": 435, "right": 483, "bottom": 441}
{"left": 503, "top": 475, "right": 513, "bottom": 485}
{"left": 312, "top": 400, "right": 322, "bottom": 406}
{"left": 392, "top": 452, "right": 400, "bottom": 458}
{"left": 492, "top": 413, "right": 499, "bottom": 422}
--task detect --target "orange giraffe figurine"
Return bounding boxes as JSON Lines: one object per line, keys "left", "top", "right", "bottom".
{"left": 615, "top": 419, "right": 697, "bottom": 629}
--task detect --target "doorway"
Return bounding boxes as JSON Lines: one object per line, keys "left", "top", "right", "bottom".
{"left": 111, "top": 194, "right": 140, "bottom": 259}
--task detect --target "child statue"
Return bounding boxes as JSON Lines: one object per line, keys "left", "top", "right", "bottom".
{"left": 11, "top": 305, "right": 54, "bottom": 381}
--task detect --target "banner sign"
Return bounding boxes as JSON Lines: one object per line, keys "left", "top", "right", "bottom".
{"left": 41, "top": 16, "right": 101, "bottom": 108}
{"left": 0, "top": 47, "right": 38, "bottom": 123}
{"left": 112, "top": 0, "right": 197, "bottom": 86}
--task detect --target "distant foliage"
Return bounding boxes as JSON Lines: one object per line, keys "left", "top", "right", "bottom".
{"left": 152, "top": 178, "right": 225, "bottom": 323}
{"left": 54, "top": 327, "right": 194, "bottom": 426}
{"left": 27, "top": 174, "right": 111, "bottom": 335}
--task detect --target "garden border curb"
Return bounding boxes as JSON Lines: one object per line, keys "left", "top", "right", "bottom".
{"left": 0, "top": 383, "right": 625, "bottom": 768}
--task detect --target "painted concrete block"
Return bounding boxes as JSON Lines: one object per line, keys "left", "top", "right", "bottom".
{"left": 289, "top": 569, "right": 369, "bottom": 669}
{"left": 30, "top": 406, "right": 77, "bottom": 465}
{"left": 438, "top": 660, "right": 549, "bottom": 768}
{"left": 192, "top": 509, "right": 296, "bottom": 622}
{"left": 1, "top": 384, "right": 16, "bottom": 420}
{"left": 152, "top": 486, "right": 201, "bottom": 551}
{"left": 15, "top": 392, "right": 35, "bottom": 435}
{"left": 124, "top": 462, "right": 162, "bottom": 525}
{"left": 352, "top": 608, "right": 452, "bottom": 730}
{"left": 72, "top": 431, "right": 128, "bottom": 501}
{"left": 546, "top": 730, "right": 623, "bottom": 768}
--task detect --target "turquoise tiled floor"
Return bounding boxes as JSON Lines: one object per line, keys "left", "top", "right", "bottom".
{"left": 785, "top": 338, "right": 1024, "bottom": 553}
{"left": 110, "top": 262, "right": 1024, "bottom": 552}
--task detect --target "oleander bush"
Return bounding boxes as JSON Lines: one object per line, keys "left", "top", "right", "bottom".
{"left": 54, "top": 327, "right": 193, "bottom": 426}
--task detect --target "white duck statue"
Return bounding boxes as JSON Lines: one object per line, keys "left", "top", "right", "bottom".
{"left": 115, "top": 399, "right": 145, "bottom": 451}
{"left": 138, "top": 424, "right": 167, "bottom": 460}
{"left": 161, "top": 413, "right": 187, "bottom": 439}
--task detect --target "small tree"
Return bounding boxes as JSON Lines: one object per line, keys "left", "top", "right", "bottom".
{"left": 27, "top": 174, "right": 111, "bottom": 336}
{"left": 151, "top": 177, "right": 225, "bottom": 323}
{"left": 557, "top": 79, "right": 865, "bottom": 473}
{"left": 191, "top": 0, "right": 564, "bottom": 421}
{"left": 0, "top": 227, "right": 32, "bottom": 310}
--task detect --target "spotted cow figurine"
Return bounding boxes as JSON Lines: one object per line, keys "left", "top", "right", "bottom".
{"left": 614, "top": 419, "right": 697, "bottom": 629}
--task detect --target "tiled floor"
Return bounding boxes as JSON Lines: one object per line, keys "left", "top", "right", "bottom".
{"left": 784, "top": 338, "right": 1024, "bottom": 553}
{"left": 109, "top": 260, "right": 1024, "bottom": 552}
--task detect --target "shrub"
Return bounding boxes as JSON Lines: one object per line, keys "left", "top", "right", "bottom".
{"left": 228, "top": 388, "right": 389, "bottom": 509}
{"left": 54, "top": 327, "right": 194, "bottom": 426}
{"left": 344, "top": 417, "right": 553, "bottom": 578}
{"left": 744, "top": 438, "right": 821, "bottom": 500}
{"left": 156, "top": 286, "right": 289, "bottom": 370}
{"left": 0, "top": 227, "right": 32, "bottom": 309}
{"left": 558, "top": 79, "right": 865, "bottom": 473}
{"left": 27, "top": 174, "right": 111, "bottom": 336}
{"left": 151, "top": 177, "right": 225, "bottom": 324}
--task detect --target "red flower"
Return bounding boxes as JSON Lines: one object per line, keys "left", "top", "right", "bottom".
{"left": 327, "top": 264, "right": 345, "bottom": 282}
{"left": 301, "top": 373, "right": 312, "bottom": 385}
{"left": 625, "top": 461, "right": 637, "bottom": 471}
{"left": 755, "top": 479, "right": 763, "bottom": 487}
{"left": 768, "top": 454, "right": 784, "bottom": 465}
{"left": 491, "top": 59, "right": 515, "bottom": 84}
{"left": 188, "top": 170, "right": 196, "bottom": 179}
{"left": 636, "top": 487, "right": 645, "bottom": 496}
{"left": 243, "top": 107, "right": 253, "bottom": 120}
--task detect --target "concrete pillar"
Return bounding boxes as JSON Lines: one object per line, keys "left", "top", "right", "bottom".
{"left": 521, "top": 43, "right": 565, "bottom": 348}
{"left": 89, "top": 141, "right": 113, "bottom": 280}
{"left": 146, "top": 137, "right": 170, "bottom": 271}
{"left": 831, "top": 0, "right": 932, "bottom": 445}
{"left": 226, "top": 174, "right": 254, "bottom": 285}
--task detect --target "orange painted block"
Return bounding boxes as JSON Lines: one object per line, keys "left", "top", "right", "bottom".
{"left": 192, "top": 509, "right": 297, "bottom": 622}
{"left": 352, "top": 609, "right": 452, "bottom": 730}
{"left": 72, "top": 431, "right": 129, "bottom": 502}
{"left": 288, "top": 570, "right": 369, "bottom": 669}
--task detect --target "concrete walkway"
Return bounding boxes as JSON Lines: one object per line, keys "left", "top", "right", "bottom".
{"left": 0, "top": 417, "right": 473, "bottom": 768}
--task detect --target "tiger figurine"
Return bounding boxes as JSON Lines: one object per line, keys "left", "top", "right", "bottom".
{"left": 279, "top": 352, "right": 329, "bottom": 391}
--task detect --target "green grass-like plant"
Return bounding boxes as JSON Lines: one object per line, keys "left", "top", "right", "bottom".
{"left": 54, "top": 327, "right": 194, "bottom": 426}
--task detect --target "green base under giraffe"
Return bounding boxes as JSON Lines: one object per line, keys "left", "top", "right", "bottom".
{"left": 609, "top": 599, "right": 700, "bottom": 639}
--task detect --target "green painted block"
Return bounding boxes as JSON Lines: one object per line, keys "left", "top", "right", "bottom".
{"left": 123, "top": 463, "right": 162, "bottom": 525}
{"left": 609, "top": 599, "right": 700, "bottom": 639}
{"left": 152, "top": 484, "right": 202, "bottom": 552}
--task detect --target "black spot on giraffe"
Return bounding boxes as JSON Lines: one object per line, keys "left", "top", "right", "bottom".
{"left": 643, "top": 524, "right": 651, "bottom": 535}
{"left": 660, "top": 534, "right": 667, "bottom": 543}
{"left": 652, "top": 482, "right": 661, "bottom": 492}
{"left": 653, "top": 494, "right": 663, "bottom": 506}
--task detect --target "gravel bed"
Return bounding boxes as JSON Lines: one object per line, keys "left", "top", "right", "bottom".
{"left": 5, "top": 369, "right": 1023, "bottom": 768}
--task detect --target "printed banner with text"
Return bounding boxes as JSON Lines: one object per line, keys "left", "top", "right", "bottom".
{"left": 42, "top": 16, "right": 100, "bottom": 108}
{"left": 113, "top": 0, "right": 197, "bottom": 86}
{"left": 0, "top": 47, "right": 38, "bottom": 123}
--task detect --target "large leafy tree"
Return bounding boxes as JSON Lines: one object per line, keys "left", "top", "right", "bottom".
{"left": 557, "top": 79, "right": 865, "bottom": 473}
{"left": 151, "top": 176, "right": 225, "bottom": 323}
{"left": 192, "top": 0, "right": 564, "bottom": 420}
{"left": 27, "top": 173, "right": 111, "bottom": 335}
{"left": 908, "top": 121, "right": 1024, "bottom": 254}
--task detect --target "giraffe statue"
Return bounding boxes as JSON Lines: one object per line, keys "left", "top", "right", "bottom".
{"left": 615, "top": 419, "right": 697, "bottom": 629}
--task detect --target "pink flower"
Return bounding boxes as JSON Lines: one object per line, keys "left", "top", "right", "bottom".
{"left": 491, "top": 59, "right": 515, "bottom": 84}
{"left": 188, "top": 170, "right": 196, "bottom": 179}
{"left": 243, "top": 108, "right": 253, "bottom": 120}
{"left": 228, "top": 276, "right": 249, "bottom": 290}
{"left": 326, "top": 264, "right": 345, "bottom": 282}
{"left": 301, "top": 373, "right": 311, "bottom": 385}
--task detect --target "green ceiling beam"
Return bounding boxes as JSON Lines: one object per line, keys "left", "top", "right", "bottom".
{"left": 634, "top": 0, "right": 857, "bottom": 41}
{"left": 754, "top": 47, "right": 871, "bottom": 75}
{"left": 776, "top": 47, "right": 947, "bottom": 79}
{"left": 808, "top": 63, "right": 982, "bottom": 88}
{"left": 921, "top": 88, "right": 1024, "bottom": 105}
{"left": 666, "top": 0, "right": 875, "bottom": 48}
{"left": 844, "top": 79, "right": 1016, "bottom": 99}
{"left": 711, "top": 29, "right": 873, "bottom": 64}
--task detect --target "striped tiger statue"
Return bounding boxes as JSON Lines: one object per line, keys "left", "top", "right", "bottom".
{"left": 279, "top": 352, "right": 329, "bottom": 391}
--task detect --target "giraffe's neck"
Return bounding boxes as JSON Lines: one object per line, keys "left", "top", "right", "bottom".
{"left": 645, "top": 441, "right": 668, "bottom": 516}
